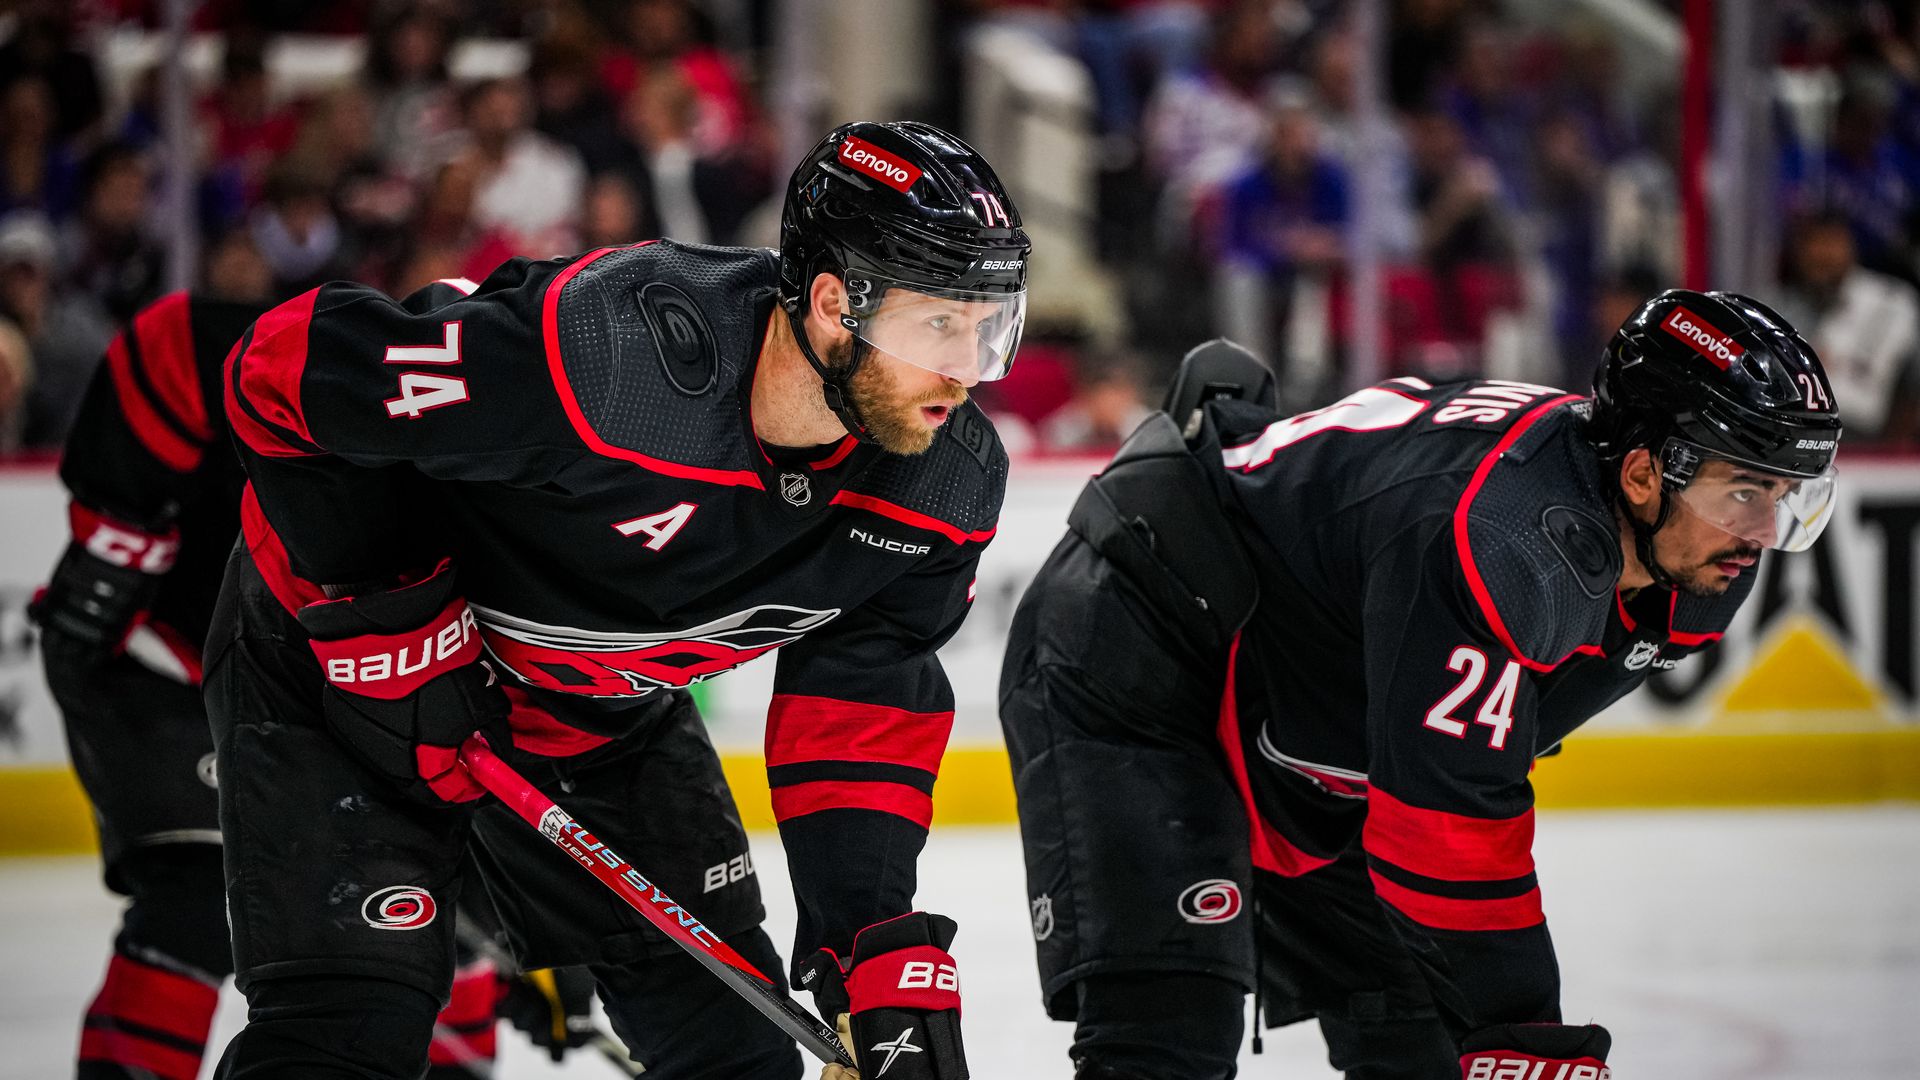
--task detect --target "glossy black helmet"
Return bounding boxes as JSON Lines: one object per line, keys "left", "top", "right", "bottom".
{"left": 1591, "top": 289, "right": 1843, "bottom": 552}
{"left": 778, "top": 121, "right": 1030, "bottom": 391}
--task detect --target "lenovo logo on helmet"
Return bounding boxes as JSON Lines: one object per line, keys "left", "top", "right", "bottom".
{"left": 838, "top": 136, "right": 921, "bottom": 193}
{"left": 1660, "top": 306, "right": 1745, "bottom": 370}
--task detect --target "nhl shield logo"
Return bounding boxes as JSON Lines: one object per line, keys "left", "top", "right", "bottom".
{"left": 1030, "top": 894, "right": 1055, "bottom": 941}
{"left": 779, "top": 472, "right": 813, "bottom": 507}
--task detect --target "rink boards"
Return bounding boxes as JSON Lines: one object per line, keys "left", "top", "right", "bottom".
{"left": 2, "top": 453, "right": 1917, "bottom": 853}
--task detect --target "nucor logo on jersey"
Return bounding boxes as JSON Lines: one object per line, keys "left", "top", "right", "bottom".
{"left": 1464, "top": 1058, "right": 1609, "bottom": 1080}
{"left": 1660, "top": 306, "right": 1745, "bottom": 370}
{"left": 839, "top": 136, "right": 921, "bottom": 193}
{"left": 851, "top": 527, "right": 932, "bottom": 556}
{"left": 323, "top": 607, "right": 478, "bottom": 686}
{"left": 474, "top": 602, "right": 842, "bottom": 698}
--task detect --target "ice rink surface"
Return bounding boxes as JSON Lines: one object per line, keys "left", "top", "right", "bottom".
{"left": 3, "top": 806, "right": 1917, "bottom": 1079}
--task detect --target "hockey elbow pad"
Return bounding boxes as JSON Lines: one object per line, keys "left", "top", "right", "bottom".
{"left": 30, "top": 504, "right": 178, "bottom": 670}
{"left": 800, "top": 912, "right": 968, "bottom": 1079}
{"left": 296, "top": 560, "right": 510, "bottom": 805}
{"left": 1460, "top": 1022, "right": 1610, "bottom": 1079}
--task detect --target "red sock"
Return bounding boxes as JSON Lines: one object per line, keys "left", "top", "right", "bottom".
{"left": 78, "top": 952, "right": 219, "bottom": 1080}
{"left": 428, "top": 959, "right": 504, "bottom": 1070}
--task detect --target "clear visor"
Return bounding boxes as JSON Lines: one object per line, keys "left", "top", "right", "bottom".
{"left": 849, "top": 282, "right": 1027, "bottom": 385}
{"left": 1668, "top": 453, "right": 1838, "bottom": 553}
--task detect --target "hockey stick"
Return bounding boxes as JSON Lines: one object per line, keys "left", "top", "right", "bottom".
{"left": 458, "top": 736, "right": 856, "bottom": 1069}
{"left": 451, "top": 913, "right": 645, "bottom": 1076}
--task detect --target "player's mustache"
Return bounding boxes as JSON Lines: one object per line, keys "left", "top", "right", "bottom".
{"left": 1706, "top": 543, "right": 1762, "bottom": 564}
{"left": 913, "top": 387, "right": 969, "bottom": 409}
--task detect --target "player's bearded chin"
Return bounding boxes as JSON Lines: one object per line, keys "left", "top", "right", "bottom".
{"left": 836, "top": 338, "right": 967, "bottom": 455}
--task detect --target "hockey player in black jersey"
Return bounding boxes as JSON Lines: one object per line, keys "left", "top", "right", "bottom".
{"left": 207, "top": 120, "right": 1026, "bottom": 1079}
{"left": 31, "top": 290, "right": 608, "bottom": 1080}
{"left": 999, "top": 291, "right": 1842, "bottom": 1080}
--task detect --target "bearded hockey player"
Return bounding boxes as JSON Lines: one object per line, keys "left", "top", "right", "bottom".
{"left": 207, "top": 120, "right": 1025, "bottom": 1079}
{"left": 31, "top": 291, "right": 603, "bottom": 1080}
{"left": 999, "top": 291, "right": 1841, "bottom": 1079}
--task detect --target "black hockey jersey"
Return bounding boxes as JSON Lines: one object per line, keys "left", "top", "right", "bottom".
{"left": 52, "top": 291, "right": 272, "bottom": 677}
{"left": 224, "top": 240, "right": 1007, "bottom": 964}
{"left": 1143, "top": 377, "right": 1747, "bottom": 1031}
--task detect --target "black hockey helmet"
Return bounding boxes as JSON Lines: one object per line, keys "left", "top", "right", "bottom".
{"left": 1590, "top": 288, "right": 1842, "bottom": 555}
{"left": 778, "top": 121, "right": 1030, "bottom": 437}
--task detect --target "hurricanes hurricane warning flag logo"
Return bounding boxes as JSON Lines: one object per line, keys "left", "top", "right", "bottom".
{"left": 471, "top": 603, "right": 842, "bottom": 698}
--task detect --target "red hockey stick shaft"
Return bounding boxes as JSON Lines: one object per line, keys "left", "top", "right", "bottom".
{"left": 458, "top": 736, "right": 855, "bottom": 1068}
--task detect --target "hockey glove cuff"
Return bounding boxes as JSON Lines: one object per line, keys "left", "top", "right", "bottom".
{"left": 297, "top": 560, "right": 509, "bottom": 805}
{"left": 30, "top": 503, "right": 179, "bottom": 670}
{"left": 1460, "top": 1023, "right": 1610, "bottom": 1079}
{"left": 799, "top": 912, "right": 967, "bottom": 1079}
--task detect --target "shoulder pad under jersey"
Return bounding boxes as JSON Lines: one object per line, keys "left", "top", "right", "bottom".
{"left": 846, "top": 399, "right": 1007, "bottom": 541}
{"left": 1454, "top": 402, "right": 1620, "bottom": 671}
{"left": 549, "top": 240, "right": 779, "bottom": 470}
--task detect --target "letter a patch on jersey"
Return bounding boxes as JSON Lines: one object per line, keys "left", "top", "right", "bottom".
{"left": 615, "top": 503, "right": 697, "bottom": 551}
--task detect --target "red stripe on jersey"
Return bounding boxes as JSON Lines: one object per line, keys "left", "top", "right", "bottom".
{"left": 1664, "top": 591, "right": 1723, "bottom": 646}
{"left": 828, "top": 491, "right": 996, "bottom": 546}
{"left": 542, "top": 245, "right": 766, "bottom": 489}
{"left": 78, "top": 1029, "right": 202, "bottom": 1080}
{"left": 227, "top": 288, "right": 323, "bottom": 457}
{"left": 811, "top": 435, "right": 858, "bottom": 470}
{"left": 1363, "top": 786, "right": 1535, "bottom": 882}
{"left": 770, "top": 778, "right": 934, "bottom": 828}
{"left": 239, "top": 484, "right": 326, "bottom": 613}
{"left": 1369, "top": 869, "right": 1545, "bottom": 931}
{"left": 134, "top": 292, "right": 212, "bottom": 441}
{"left": 1453, "top": 395, "right": 1593, "bottom": 673}
{"left": 105, "top": 332, "right": 201, "bottom": 472}
{"left": 765, "top": 693, "right": 952, "bottom": 772}
{"left": 502, "top": 686, "right": 613, "bottom": 757}
{"left": 86, "top": 953, "right": 218, "bottom": 1044}
{"left": 1216, "top": 635, "right": 1337, "bottom": 877}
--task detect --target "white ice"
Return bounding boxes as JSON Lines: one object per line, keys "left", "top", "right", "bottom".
{"left": 3, "top": 807, "right": 1917, "bottom": 1079}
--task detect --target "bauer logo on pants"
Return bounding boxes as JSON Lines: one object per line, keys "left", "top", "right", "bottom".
{"left": 1177, "top": 879, "right": 1243, "bottom": 925}
{"left": 361, "top": 885, "right": 437, "bottom": 930}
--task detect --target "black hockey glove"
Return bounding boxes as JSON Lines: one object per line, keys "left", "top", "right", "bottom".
{"left": 1459, "top": 1022, "right": 1610, "bottom": 1079}
{"left": 295, "top": 560, "right": 510, "bottom": 805}
{"left": 799, "top": 912, "right": 967, "bottom": 1079}
{"left": 29, "top": 503, "right": 179, "bottom": 670}
{"left": 500, "top": 967, "right": 599, "bottom": 1062}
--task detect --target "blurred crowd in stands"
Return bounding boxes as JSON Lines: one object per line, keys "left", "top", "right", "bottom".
{"left": 2, "top": 0, "right": 1918, "bottom": 458}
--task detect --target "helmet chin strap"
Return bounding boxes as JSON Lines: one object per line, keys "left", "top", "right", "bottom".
{"left": 1622, "top": 486, "right": 1682, "bottom": 591}
{"left": 787, "top": 307, "right": 877, "bottom": 444}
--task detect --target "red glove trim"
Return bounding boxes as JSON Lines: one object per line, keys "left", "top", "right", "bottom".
{"left": 70, "top": 503, "right": 179, "bottom": 575}
{"left": 844, "top": 944, "right": 962, "bottom": 1017}
{"left": 1460, "top": 1050, "right": 1610, "bottom": 1079}
{"left": 308, "top": 598, "right": 482, "bottom": 701}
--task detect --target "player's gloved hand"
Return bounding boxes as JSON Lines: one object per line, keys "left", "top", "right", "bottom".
{"left": 29, "top": 503, "right": 178, "bottom": 669}
{"left": 799, "top": 912, "right": 967, "bottom": 1080}
{"left": 295, "top": 560, "right": 510, "bottom": 805}
{"left": 1459, "top": 1023, "right": 1610, "bottom": 1079}
{"left": 500, "top": 967, "right": 599, "bottom": 1063}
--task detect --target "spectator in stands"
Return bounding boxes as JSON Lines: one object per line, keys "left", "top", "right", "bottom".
{"left": 1778, "top": 210, "right": 1920, "bottom": 445}
{"left": 0, "top": 210, "right": 113, "bottom": 449}
{"left": 1077, "top": 0, "right": 1217, "bottom": 141}
{"left": 0, "top": 314, "right": 27, "bottom": 455}
{"left": 202, "top": 227, "right": 276, "bottom": 303}
{"left": 1213, "top": 94, "right": 1349, "bottom": 372}
{"left": 1601, "top": 104, "right": 1681, "bottom": 284}
{"left": 1533, "top": 111, "right": 1604, "bottom": 372}
{"left": 602, "top": 0, "right": 751, "bottom": 157}
{"left": 200, "top": 29, "right": 302, "bottom": 222}
{"left": 1039, "top": 353, "right": 1154, "bottom": 453}
{"left": 1303, "top": 29, "right": 1417, "bottom": 259}
{"left": 449, "top": 76, "right": 586, "bottom": 258}
{"left": 1407, "top": 106, "right": 1509, "bottom": 272}
{"left": 287, "top": 86, "right": 416, "bottom": 281}
{"left": 530, "top": 17, "right": 627, "bottom": 174}
{"left": 603, "top": 62, "right": 766, "bottom": 245}
{"left": 1785, "top": 75, "right": 1920, "bottom": 279}
{"left": 1437, "top": 20, "right": 1533, "bottom": 204}
{"left": 0, "top": 75, "right": 81, "bottom": 220}
{"left": 250, "top": 162, "right": 349, "bottom": 295}
{"left": 364, "top": 3, "right": 462, "bottom": 181}
{"left": 0, "top": 2, "right": 105, "bottom": 144}
{"left": 581, "top": 171, "right": 645, "bottom": 249}
{"left": 1142, "top": 0, "right": 1283, "bottom": 246}
{"left": 55, "top": 144, "right": 165, "bottom": 324}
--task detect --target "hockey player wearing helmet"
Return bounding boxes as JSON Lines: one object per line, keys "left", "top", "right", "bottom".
{"left": 998, "top": 295, "right": 1840, "bottom": 1080}
{"left": 206, "top": 121, "right": 1025, "bottom": 1079}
